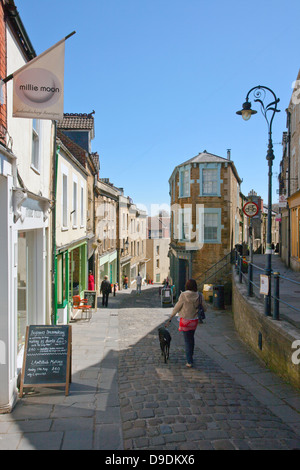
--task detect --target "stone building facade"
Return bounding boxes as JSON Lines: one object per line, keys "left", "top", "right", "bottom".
{"left": 146, "top": 216, "right": 170, "bottom": 284}
{"left": 118, "top": 192, "right": 147, "bottom": 289}
{"left": 168, "top": 150, "right": 242, "bottom": 293}
{"left": 279, "top": 69, "right": 300, "bottom": 271}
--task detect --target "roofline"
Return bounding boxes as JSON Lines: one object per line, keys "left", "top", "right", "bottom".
{"left": 169, "top": 151, "right": 242, "bottom": 184}
{"left": 4, "top": 0, "right": 36, "bottom": 61}
{"left": 56, "top": 137, "right": 89, "bottom": 177}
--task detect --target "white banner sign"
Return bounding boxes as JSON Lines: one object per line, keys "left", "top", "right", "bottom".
{"left": 13, "top": 39, "right": 65, "bottom": 120}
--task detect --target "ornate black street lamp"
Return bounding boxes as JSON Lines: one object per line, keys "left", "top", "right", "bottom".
{"left": 237, "top": 86, "right": 280, "bottom": 316}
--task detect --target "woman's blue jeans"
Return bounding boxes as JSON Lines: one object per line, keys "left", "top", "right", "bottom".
{"left": 182, "top": 330, "right": 195, "bottom": 364}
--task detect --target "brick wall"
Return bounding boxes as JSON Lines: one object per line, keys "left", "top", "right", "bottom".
{"left": 0, "top": 1, "right": 7, "bottom": 144}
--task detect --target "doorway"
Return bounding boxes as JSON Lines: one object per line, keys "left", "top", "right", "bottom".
{"left": 178, "top": 258, "right": 188, "bottom": 293}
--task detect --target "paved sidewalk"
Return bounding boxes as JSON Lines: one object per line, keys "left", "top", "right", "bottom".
{"left": 247, "top": 254, "right": 300, "bottom": 328}
{"left": 0, "top": 285, "right": 299, "bottom": 450}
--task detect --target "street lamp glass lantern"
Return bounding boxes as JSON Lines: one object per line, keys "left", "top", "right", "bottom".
{"left": 236, "top": 101, "right": 257, "bottom": 121}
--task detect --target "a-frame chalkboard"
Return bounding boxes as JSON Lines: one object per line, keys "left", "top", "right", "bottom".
{"left": 19, "top": 325, "right": 72, "bottom": 397}
{"left": 83, "top": 290, "right": 97, "bottom": 309}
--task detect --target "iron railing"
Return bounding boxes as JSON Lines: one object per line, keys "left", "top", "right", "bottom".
{"left": 235, "top": 250, "right": 300, "bottom": 321}
{"left": 196, "top": 250, "right": 234, "bottom": 289}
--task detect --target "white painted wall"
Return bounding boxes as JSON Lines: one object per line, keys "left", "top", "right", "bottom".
{"left": 56, "top": 147, "right": 87, "bottom": 250}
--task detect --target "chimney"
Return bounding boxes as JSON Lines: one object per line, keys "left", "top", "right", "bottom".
{"left": 227, "top": 149, "right": 231, "bottom": 160}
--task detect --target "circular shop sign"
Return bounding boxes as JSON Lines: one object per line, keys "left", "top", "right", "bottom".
{"left": 242, "top": 201, "right": 259, "bottom": 218}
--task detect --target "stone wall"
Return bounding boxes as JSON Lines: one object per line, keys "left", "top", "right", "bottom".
{"left": 232, "top": 269, "right": 300, "bottom": 390}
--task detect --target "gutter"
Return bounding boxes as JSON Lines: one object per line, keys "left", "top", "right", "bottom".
{"left": 4, "top": 1, "right": 36, "bottom": 61}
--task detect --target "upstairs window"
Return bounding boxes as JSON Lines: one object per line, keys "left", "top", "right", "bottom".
{"left": 200, "top": 164, "right": 221, "bottom": 196}
{"left": 198, "top": 208, "right": 222, "bottom": 244}
{"left": 179, "top": 167, "right": 190, "bottom": 198}
{"left": 179, "top": 207, "right": 192, "bottom": 242}
{"left": 31, "top": 119, "right": 41, "bottom": 172}
{"left": 204, "top": 212, "right": 218, "bottom": 241}
{"left": 202, "top": 168, "right": 218, "bottom": 195}
{"left": 80, "top": 185, "right": 84, "bottom": 226}
{"left": 73, "top": 181, "right": 77, "bottom": 227}
{"left": 62, "top": 173, "right": 68, "bottom": 228}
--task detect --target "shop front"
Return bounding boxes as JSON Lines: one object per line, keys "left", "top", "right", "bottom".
{"left": 0, "top": 165, "right": 51, "bottom": 412}
{"left": 288, "top": 190, "right": 300, "bottom": 272}
{"left": 99, "top": 250, "right": 118, "bottom": 285}
{"left": 56, "top": 241, "right": 88, "bottom": 324}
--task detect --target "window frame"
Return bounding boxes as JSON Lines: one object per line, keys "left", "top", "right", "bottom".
{"left": 179, "top": 166, "right": 191, "bottom": 198}
{"left": 31, "top": 119, "right": 41, "bottom": 173}
{"left": 199, "top": 163, "right": 221, "bottom": 197}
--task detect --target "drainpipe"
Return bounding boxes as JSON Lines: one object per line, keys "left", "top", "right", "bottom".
{"left": 51, "top": 121, "right": 59, "bottom": 325}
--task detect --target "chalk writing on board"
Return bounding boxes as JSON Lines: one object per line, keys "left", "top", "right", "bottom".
{"left": 20, "top": 325, "right": 71, "bottom": 397}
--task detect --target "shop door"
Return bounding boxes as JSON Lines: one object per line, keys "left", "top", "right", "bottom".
{"left": 178, "top": 259, "right": 188, "bottom": 293}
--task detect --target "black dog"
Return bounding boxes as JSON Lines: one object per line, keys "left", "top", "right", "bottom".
{"left": 158, "top": 327, "right": 171, "bottom": 363}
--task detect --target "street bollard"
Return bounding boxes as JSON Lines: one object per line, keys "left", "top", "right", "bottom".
{"left": 273, "top": 272, "right": 280, "bottom": 320}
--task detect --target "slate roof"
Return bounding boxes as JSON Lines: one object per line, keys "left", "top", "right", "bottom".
{"left": 169, "top": 150, "right": 242, "bottom": 184}
{"left": 181, "top": 150, "right": 228, "bottom": 166}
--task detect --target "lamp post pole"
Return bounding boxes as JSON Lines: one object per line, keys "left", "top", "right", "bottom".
{"left": 237, "top": 86, "right": 280, "bottom": 316}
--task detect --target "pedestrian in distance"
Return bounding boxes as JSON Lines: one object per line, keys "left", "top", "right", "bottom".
{"left": 100, "top": 275, "right": 112, "bottom": 307}
{"left": 88, "top": 270, "right": 95, "bottom": 291}
{"left": 165, "top": 279, "right": 207, "bottom": 368}
{"left": 136, "top": 272, "right": 142, "bottom": 295}
{"left": 124, "top": 276, "right": 128, "bottom": 289}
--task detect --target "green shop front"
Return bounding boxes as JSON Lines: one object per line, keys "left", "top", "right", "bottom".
{"left": 55, "top": 240, "right": 88, "bottom": 324}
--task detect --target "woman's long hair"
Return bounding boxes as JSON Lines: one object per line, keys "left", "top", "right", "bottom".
{"left": 185, "top": 279, "right": 198, "bottom": 292}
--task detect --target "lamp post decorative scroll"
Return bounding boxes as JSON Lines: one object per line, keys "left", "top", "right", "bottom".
{"left": 237, "top": 86, "right": 280, "bottom": 316}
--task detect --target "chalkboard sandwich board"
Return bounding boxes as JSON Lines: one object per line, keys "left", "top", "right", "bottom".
{"left": 19, "top": 325, "right": 72, "bottom": 397}
{"left": 83, "top": 290, "right": 97, "bottom": 310}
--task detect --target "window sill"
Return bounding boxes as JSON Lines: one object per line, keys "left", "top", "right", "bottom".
{"left": 30, "top": 164, "right": 40, "bottom": 175}
{"left": 61, "top": 226, "right": 68, "bottom": 232}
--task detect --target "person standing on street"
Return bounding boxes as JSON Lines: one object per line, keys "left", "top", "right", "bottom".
{"left": 136, "top": 272, "right": 142, "bottom": 295}
{"left": 88, "top": 270, "right": 95, "bottom": 291}
{"left": 165, "top": 279, "right": 207, "bottom": 368}
{"left": 100, "top": 275, "right": 112, "bottom": 307}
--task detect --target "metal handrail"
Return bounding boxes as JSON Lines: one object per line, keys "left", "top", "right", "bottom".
{"left": 197, "top": 250, "right": 234, "bottom": 287}
{"left": 277, "top": 274, "right": 300, "bottom": 286}
{"left": 235, "top": 249, "right": 300, "bottom": 321}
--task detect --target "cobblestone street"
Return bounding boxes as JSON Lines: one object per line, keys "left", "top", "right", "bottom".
{"left": 0, "top": 285, "right": 299, "bottom": 450}
{"left": 117, "top": 287, "right": 300, "bottom": 450}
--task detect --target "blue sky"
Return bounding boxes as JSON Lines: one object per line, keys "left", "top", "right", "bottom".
{"left": 17, "top": 0, "right": 300, "bottom": 214}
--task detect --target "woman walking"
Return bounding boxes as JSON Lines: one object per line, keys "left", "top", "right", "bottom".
{"left": 165, "top": 279, "right": 207, "bottom": 367}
